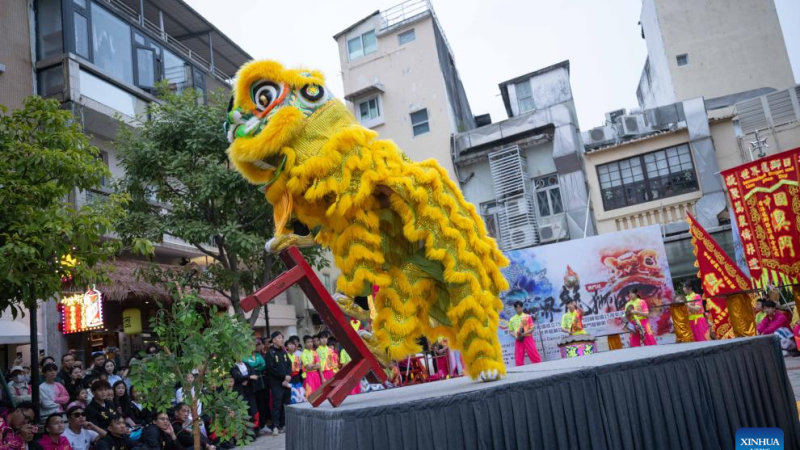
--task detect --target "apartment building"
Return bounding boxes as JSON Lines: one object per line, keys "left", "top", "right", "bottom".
{"left": 453, "top": 61, "right": 595, "bottom": 252}
{"left": 636, "top": 0, "right": 795, "bottom": 111}
{"left": 333, "top": 0, "right": 475, "bottom": 181}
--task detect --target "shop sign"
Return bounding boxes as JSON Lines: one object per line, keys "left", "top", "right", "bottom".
{"left": 61, "top": 286, "right": 104, "bottom": 334}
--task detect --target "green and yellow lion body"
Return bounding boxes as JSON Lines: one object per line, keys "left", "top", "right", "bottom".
{"left": 226, "top": 61, "right": 508, "bottom": 379}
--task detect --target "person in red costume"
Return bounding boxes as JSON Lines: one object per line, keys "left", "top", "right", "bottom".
{"left": 757, "top": 300, "right": 791, "bottom": 335}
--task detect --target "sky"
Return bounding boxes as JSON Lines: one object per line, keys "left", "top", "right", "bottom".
{"left": 186, "top": 0, "right": 800, "bottom": 129}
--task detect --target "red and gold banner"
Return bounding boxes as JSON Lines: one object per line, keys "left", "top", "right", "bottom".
{"left": 687, "top": 212, "right": 749, "bottom": 339}
{"left": 687, "top": 212, "right": 751, "bottom": 297}
{"left": 721, "top": 147, "right": 800, "bottom": 288}
{"left": 706, "top": 298, "right": 736, "bottom": 340}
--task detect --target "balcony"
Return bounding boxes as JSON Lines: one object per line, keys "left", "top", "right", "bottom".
{"left": 98, "top": 0, "right": 238, "bottom": 82}
{"left": 596, "top": 195, "right": 699, "bottom": 234}
{"left": 35, "top": 0, "right": 252, "bottom": 138}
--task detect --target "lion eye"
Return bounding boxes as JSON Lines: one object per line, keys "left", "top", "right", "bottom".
{"left": 252, "top": 82, "right": 281, "bottom": 111}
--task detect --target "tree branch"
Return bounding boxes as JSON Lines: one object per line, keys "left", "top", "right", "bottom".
{"left": 192, "top": 243, "right": 219, "bottom": 260}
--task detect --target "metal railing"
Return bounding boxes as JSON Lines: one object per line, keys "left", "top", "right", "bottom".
{"left": 99, "top": 0, "right": 231, "bottom": 82}
{"left": 612, "top": 199, "right": 698, "bottom": 232}
{"left": 378, "top": 0, "right": 455, "bottom": 60}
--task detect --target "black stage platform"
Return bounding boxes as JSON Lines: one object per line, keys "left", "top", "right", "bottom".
{"left": 286, "top": 336, "right": 800, "bottom": 450}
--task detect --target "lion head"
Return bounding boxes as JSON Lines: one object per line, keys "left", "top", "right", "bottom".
{"left": 225, "top": 60, "right": 334, "bottom": 186}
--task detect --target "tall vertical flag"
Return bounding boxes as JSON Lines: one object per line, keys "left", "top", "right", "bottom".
{"left": 687, "top": 212, "right": 752, "bottom": 339}
{"left": 687, "top": 212, "right": 752, "bottom": 297}
{"left": 720, "top": 147, "right": 800, "bottom": 289}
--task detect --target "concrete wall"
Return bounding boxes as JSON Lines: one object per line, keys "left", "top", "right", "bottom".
{"left": 637, "top": 0, "right": 676, "bottom": 109}
{"left": 710, "top": 118, "right": 744, "bottom": 172}
{"left": 506, "top": 66, "right": 573, "bottom": 117}
{"left": 640, "top": 0, "right": 795, "bottom": 109}
{"left": 0, "top": 0, "right": 34, "bottom": 110}
{"left": 337, "top": 14, "right": 458, "bottom": 180}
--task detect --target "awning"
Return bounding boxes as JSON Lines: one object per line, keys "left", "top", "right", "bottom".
{"left": 80, "top": 259, "right": 232, "bottom": 308}
{"left": 344, "top": 83, "right": 385, "bottom": 102}
{"left": 115, "top": 0, "right": 252, "bottom": 78}
{"left": 0, "top": 311, "right": 41, "bottom": 345}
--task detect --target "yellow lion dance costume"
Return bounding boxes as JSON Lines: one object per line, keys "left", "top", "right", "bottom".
{"left": 225, "top": 61, "right": 509, "bottom": 381}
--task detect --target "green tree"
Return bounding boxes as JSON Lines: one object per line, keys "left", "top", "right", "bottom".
{"left": 130, "top": 287, "right": 254, "bottom": 450}
{"left": 114, "top": 87, "right": 326, "bottom": 324}
{"left": 0, "top": 96, "right": 127, "bottom": 406}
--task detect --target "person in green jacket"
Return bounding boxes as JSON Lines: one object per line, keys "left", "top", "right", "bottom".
{"left": 245, "top": 339, "right": 270, "bottom": 433}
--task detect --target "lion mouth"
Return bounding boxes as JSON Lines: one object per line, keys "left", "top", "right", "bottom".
{"left": 226, "top": 111, "right": 266, "bottom": 144}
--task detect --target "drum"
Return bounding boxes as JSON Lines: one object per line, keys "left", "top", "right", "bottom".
{"left": 557, "top": 334, "right": 597, "bottom": 359}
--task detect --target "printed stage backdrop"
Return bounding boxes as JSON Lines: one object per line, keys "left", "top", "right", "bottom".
{"left": 498, "top": 225, "right": 675, "bottom": 363}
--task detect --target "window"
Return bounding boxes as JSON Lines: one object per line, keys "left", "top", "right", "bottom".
{"left": 515, "top": 80, "right": 535, "bottom": 113}
{"left": 37, "top": 65, "right": 65, "bottom": 97}
{"left": 480, "top": 202, "right": 500, "bottom": 240}
{"left": 533, "top": 174, "right": 564, "bottom": 218}
{"left": 677, "top": 54, "right": 688, "bottom": 66}
{"left": 398, "top": 29, "right": 415, "bottom": 45}
{"left": 357, "top": 96, "right": 381, "bottom": 125}
{"left": 163, "top": 49, "right": 191, "bottom": 94}
{"left": 410, "top": 109, "right": 430, "bottom": 136}
{"left": 36, "top": 0, "right": 64, "bottom": 60}
{"left": 73, "top": 13, "right": 90, "bottom": 58}
{"left": 597, "top": 144, "right": 698, "bottom": 211}
{"left": 98, "top": 151, "right": 109, "bottom": 186}
{"left": 347, "top": 30, "right": 377, "bottom": 61}
{"left": 322, "top": 274, "right": 332, "bottom": 293}
{"left": 91, "top": 3, "right": 133, "bottom": 84}
{"left": 135, "top": 48, "right": 156, "bottom": 89}
{"left": 193, "top": 69, "right": 206, "bottom": 104}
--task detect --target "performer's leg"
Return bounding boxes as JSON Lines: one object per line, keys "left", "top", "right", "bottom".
{"left": 629, "top": 333, "right": 641, "bottom": 347}
{"left": 280, "top": 386, "right": 290, "bottom": 430}
{"left": 514, "top": 341, "right": 524, "bottom": 366}
{"left": 254, "top": 389, "right": 270, "bottom": 429}
{"left": 448, "top": 284, "right": 506, "bottom": 380}
{"left": 269, "top": 383, "right": 284, "bottom": 430}
{"left": 523, "top": 336, "right": 541, "bottom": 363}
{"left": 643, "top": 324, "right": 657, "bottom": 346}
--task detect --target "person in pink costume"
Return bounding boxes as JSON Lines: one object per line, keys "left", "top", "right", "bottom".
{"left": 316, "top": 332, "right": 337, "bottom": 381}
{"left": 624, "top": 289, "right": 657, "bottom": 347}
{"left": 757, "top": 300, "right": 791, "bottom": 335}
{"left": 508, "top": 301, "right": 542, "bottom": 366}
{"left": 300, "top": 335, "right": 321, "bottom": 397}
{"left": 684, "top": 279, "right": 710, "bottom": 342}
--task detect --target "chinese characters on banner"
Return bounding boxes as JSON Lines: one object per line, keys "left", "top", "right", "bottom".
{"left": 686, "top": 212, "right": 751, "bottom": 339}
{"left": 720, "top": 147, "right": 800, "bottom": 288}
